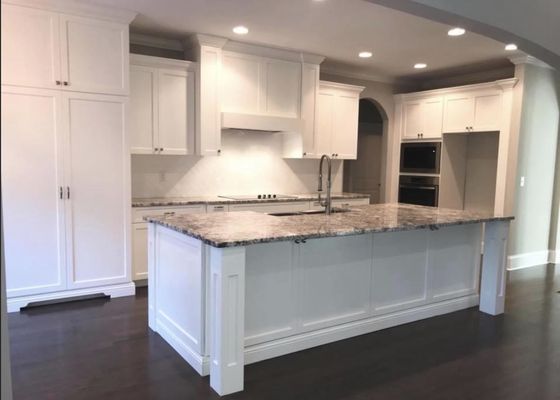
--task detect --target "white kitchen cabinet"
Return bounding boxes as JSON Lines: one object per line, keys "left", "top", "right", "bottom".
{"left": 63, "top": 92, "right": 130, "bottom": 289}
{"left": 131, "top": 205, "right": 206, "bottom": 281}
{"left": 229, "top": 202, "right": 309, "bottom": 214}
{"left": 1, "top": 4, "right": 130, "bottom": 95}
{"left": 1, "top": 4, "right": 62, "bottom": 90}
{"left": 130, "top": 55, "right": 195, "bottom": 155}
{"left": 1, "top": 86, "right": 67, "bottom": 297}
{"left": 221, "top": 52, "right": 301, "bottom": 119}
{"left": 61, "top": 15, "right": 128, "bottom": 95}
{"left": 314, "top": 81, "right": 364, "bottom": 159}
{"left": 2, "top": 87, "right": 133, "bottom": 309}
{"left": 402, "top": 96, "right": 443, "bottom": 140}
{"left": 443, "top": 91, "right": 502, "bottom": 133}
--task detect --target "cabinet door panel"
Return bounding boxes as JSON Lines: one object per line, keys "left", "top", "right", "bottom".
{"left": 473, "top": 92, "right": 502, "bottom": 132}
{"left": 264, "top": 60, "right": 300, "bottom": 117}
{"left": 1, "top": 87, "right": 67, "bottom": 297}
{"left": 315, "top": 91, "right": 334, "bottom": 156}
{"left": 422, "top": 97, "right": 443, "bottom": 139}
{"left": 221, "top": 53, "right": 260, "bottom": 114}
{"left": 132, "top": 223, "right": 148, "bottom": 281}
{"left": 158, "top": 69, "right": 193, "bottom": 154}
{"left": 1, "top": 4, "right": 61, "bottom": 89}
{"left": 245, "top": 241, "right": 296, "bottom": 345}
{"left": 443, "top": 94, "right": 473, "bottom": 133}
{"left": 372, "top": 230, "right": 428, "bottom": 314}
{"left": 299, "top": 235, "right": 372, "bottom": 331}
{"left": 64, "top": 93, "right": 129, "bottom": 288}
{"left": 130, "top": 65, "right": 156, "bottom": 154}
{"left": 332, "top": 92, "right": 359, "bottom": 159}
{"left": 61, "top": 15, "right": 128, "bottom": 95}
{"left": 428, "top": 224, "right": 481, "bottom": 301}
{"left": 402, "top": 101, "right": 422, "bottom": 139}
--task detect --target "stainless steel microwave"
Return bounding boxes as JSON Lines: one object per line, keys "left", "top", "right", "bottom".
{"left": 400, "top": 142, "right": 441, "bottom": 174}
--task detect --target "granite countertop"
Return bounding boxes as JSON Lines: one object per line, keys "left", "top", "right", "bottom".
{"left": 131, "top": 192, "right": 370, "bottom": 207}
{"left": 145, "top": 203, "right": 514, "bottom": 248}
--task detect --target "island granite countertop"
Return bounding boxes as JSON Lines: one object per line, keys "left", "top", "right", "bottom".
{"left": 132, "top": 192, "right": 369, "bottom": 207}
{"left": 145, "top": 203, "right": 514, "bottom": 248}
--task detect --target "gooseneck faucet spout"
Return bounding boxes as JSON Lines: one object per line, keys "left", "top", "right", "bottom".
{"left": 318, "top": 154, "right": 332, "bottom": 214}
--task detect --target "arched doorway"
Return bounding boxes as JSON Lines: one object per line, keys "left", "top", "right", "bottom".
{"left": 343, "top": 98, "right": 386, "bottom": 204}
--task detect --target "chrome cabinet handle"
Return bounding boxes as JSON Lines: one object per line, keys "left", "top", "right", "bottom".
{"left": 163, "top": 211, "right": 176, "bottom": 216}
{"left": 59, "top": 186, "right": 63, "bottom": 199}
{"left": 56, "top": 80, "right": 61, "bottom": 85}
{"left": 63, "top": 81, "right": 69, "bottom": 86}
{"left": 66, "top": 186, "right": 70, "bottom": 199}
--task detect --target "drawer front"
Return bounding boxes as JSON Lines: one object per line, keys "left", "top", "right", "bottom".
{"left": 309, "top": 198, "right": 370, "bottom": 210}
{"left": 207, "top": 204, "right": 229, "bottom": 213}
{"left": 229, "top": 201, "right": 309, "bottom": 213}
{"left": 133, "top": 205, "right": 206, "bottom": 223}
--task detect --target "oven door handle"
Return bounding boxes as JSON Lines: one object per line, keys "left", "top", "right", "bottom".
{"left": 399, "top": 185, "right": 437, "bottom": 190}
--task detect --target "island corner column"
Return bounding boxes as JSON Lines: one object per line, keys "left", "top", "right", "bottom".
{"left": 479, "top": 220, "right": 510, "bottom": 315}
{"left": 208, "top": 245, "right": 246, "bottom": 396}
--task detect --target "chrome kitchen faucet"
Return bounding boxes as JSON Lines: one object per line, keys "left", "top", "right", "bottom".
{"left": 317, "top": 154, "right": 332, "bottom": 214}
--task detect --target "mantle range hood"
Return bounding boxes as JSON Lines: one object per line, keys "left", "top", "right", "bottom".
{"left": 221, "top": 112, "right": 303, "bottom": 133}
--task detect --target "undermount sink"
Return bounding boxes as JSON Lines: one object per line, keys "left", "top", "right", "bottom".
{"left": 268, "top": 208, "right": 352, "bottom": 217}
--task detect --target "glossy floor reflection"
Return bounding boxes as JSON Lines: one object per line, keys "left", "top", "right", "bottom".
{"left": 8, "top": 264, "right": 560, "bottom": 400}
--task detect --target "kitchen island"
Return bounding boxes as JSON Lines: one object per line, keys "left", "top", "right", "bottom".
{"left": 145, "top": 203, "right": 513, "bottom": 396}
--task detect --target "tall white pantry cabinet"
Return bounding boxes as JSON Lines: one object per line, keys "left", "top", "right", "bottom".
{"left": 1, "top": 1, "right": 136, "bottom": 312}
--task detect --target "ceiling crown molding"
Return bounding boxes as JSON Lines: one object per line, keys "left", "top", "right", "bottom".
{"left": 319, "top": 63, "right": 402, "bottom": 85}
{"left": 509, "top": 55, "right": 553, "bottom": 70}
{"left": 130, "top": 33, "right": 184, "bottom": 51}
{"left": 184, "top": 34, "right": 229, "bottom": 49}
{"left": 3, "top": 0, "right": 136, "bottom": 23}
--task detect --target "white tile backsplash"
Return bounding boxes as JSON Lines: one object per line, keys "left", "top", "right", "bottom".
{"left": 131, "top": 130, "right": 343, "bottom": 198}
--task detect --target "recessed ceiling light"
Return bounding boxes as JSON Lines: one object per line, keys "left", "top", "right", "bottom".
{"left": 232, "top": 25, "right": 249, "bottom": 35}
{"left": 359, "top": 51, "right": 373, "bottom": 58}
{"left": 448, "top": 27, "right": 466, "bottom": 36}
{"left": 505, "top": 43, "right": 518, "bottom": 51}
{"left": 414, "top": 63, "right": 427, "bottom": 69}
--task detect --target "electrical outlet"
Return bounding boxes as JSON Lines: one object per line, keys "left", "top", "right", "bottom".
{"left": 520, "top": 176, "right": 525, "bottom": 187}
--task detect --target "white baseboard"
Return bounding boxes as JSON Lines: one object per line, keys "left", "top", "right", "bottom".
{"left": 7, "top": 282, "right": 136, "bottom": 313}
{"left": 244, "top": 294, "right": 479, "bottom": 365}
{"left": 549, "top": 250, "right": 560, "bottom": 264}
{"left": 507, "top": 250, "right": 549, "bottom": 270}
{"left": 155, "top": 316, "right": 210, "bottom": 376}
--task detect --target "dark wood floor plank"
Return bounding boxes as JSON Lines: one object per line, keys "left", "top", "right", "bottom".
{"left": 8, "top": 264, "right": 560, "bottom": 400}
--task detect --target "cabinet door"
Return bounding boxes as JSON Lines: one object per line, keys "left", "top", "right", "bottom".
{"left": 63, "top": 92, "right": 130, "bottom": 289}
{"left": 472, "top": 91, "right": 502, "bottom": 132}
{"left": 263, "top": 59, "right": 301, "bottom": 118}
{"left": 221, "top": 52, "right": 260, "bottom": 114}
{"left": 197, "top": 46, "right": 222, "bottom": 156}
{"left": 299, "top": 235, "right": 372, "bottom": 331}
{"left": 132, "top": 223, "right": 148, "bottom": 281}
{"left": 60, "top": 14, "right": 128, "bottom": 95}
{"left": 130, "top": 65, "right": 157, "bottom": 154}
{"left": 315, "top": 90, "right": 335, "bottom": 156}
{"left": 1, "top": 87, "right": 67, "bottom": 297}
{"left": 1, "top": 4, "right": 61, "bottom": 89}
{"left": 421, "top": 97, "right": 443, "bottom": 139}
{"left": 332, "top": 91, "right": 359, "bottom": 159}
{"left": 443, "top": 93, "right": 473, "bottom": 133}
{"left": 158, "top": 69, "right": 194, "bottom": 155}
{"left": 402, "top": 100, "right": 423, "bottom": 139}
{"left": 300, "top": 64, "right": 320, "bottom": 157}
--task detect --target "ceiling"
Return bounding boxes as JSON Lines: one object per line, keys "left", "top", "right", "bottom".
{"left": 87, "top": 0, "right": 518, "bottom": 82}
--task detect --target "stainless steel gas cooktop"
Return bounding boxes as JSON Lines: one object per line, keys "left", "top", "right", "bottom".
{"left": 218, "top": 194, "right": 299, "bottom": 201}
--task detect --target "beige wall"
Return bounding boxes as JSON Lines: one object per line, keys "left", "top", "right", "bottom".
{"left": 509, "top": 64, "right": 560, "bottom": 259}
{"left": 550, "top": 130, "right": 560, "bottom": 258}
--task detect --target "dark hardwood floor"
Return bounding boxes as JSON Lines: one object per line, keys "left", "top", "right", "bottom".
{"left": 8, "top": 264, "right": 560, "bottom": 400}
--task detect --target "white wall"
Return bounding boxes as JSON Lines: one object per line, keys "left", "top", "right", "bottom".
{"left": 131, "top": 130, "right": 343, "bottom": 198}
{"left": 1, "top": 206, "right": 13, "bottom": 400}
{"left": 509, "top": 63, "right": 560, "bottom": 265}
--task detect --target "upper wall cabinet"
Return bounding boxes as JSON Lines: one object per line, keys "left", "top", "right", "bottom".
{"left": 130, "top": 54, "right": 195, "bottom": 155}
{"left": 401, "top": 96, "right": 443, "bottom": 140}
{"left": 443, "top": 90, "right": 502, "bottom": 133}
{"left": 1, "top": 3, "right": 129, "bottom": 95}
{"left": 221, "top": 52, "right": 301, "bottom": 119}
{"left": 314, "top": 81, "right": 364, "bottom": 160}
